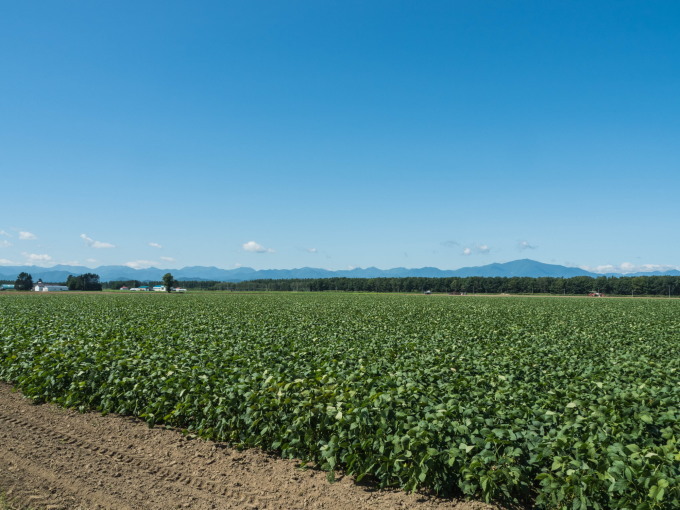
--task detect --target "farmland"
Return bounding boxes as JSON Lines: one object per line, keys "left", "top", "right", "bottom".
{"left": 0, "top": 293, "right": 678, "bottom": 509}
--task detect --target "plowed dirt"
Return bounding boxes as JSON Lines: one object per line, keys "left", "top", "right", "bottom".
{"left": 0, "top": 383, "right": 499, "bottom": 510}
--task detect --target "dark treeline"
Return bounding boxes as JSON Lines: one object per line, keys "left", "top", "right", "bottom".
{"left": 66, "top": 273, "right": 102, "bottom": 291}
{"left": 103, "top": 280, "right": 143, "bottom": 289}
{"left": 103, "top": 275, "right": 680, "bottom": 296}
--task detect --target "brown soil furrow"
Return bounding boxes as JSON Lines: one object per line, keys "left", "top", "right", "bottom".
{"left": 0, "top": 408, "right": 236, "bottom": 501}
{"left": 0, "top": 448, "right": 124, "bottom": 510}
{"left": 0, "top": 406, "right": 262, "bottom": 509}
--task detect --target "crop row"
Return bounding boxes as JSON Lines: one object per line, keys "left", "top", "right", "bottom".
{"left": 0, "top": 293, "right": 678, "bottom": 508}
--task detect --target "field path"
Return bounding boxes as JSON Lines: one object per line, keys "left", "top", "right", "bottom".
{"left": 0, "top": 383, "right": 497, "bottom": 510}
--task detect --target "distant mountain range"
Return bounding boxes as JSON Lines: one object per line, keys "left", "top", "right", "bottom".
{"left": 1, "top": 259, "right": 679, "bottom": 283}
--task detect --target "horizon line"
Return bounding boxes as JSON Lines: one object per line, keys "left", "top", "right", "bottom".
{"left": 2, "top": 258, "right": 679, "bottom": 276}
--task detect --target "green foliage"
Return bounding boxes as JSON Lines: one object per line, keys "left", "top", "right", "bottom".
{"left": 162, "top": 273, "right": 175, "bottom": 292}
{"left": 66, "top": 273, "right": 102, "bottom": 291}
{"left": 13, "top": 272, "right": 33, "bottom": 291}
{"left": 106, "top": 279, "right": 142, "bottom": 290}
{"left": 0, "top": 293, "right": 678, "bottom": 508}
{"left": 137, "top": 274, "right": 680, "bottom": 296}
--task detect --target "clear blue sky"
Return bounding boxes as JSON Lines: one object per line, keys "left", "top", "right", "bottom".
{"left": 1, "top": 1, "right": 678, "bottom": 273}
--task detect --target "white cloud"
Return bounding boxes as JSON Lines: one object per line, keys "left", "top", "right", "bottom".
{"left": 0, "top": 230, "right": 10, "bottom": 237}
{"left": 160, "top": 256, "right": 175, "bottom": 262}
{"left": 242, "top": 241, "right": 274, "bottom": 253}
{"left": 0, "top": 240, "right": 11, "bottom": 248}
{"left": 462, "top": 244, "right": 491, "bottom": 256}
{"left": 81, "top": 233, "right": 115, "bottom": 249}
{"left": 583, "top": 264, "right": 616, "bottom": 273}
{"left": 149, "top": 242, "right": 163, "bottom": 248}
{"left": 582, "top": 262, "right": 680, "bottom": 274}
{"left": 518, "top": 240, "right": 537, "bottom": 250}
{"left": 307, "top": 247, "right": 318, "bottom": 253}
{"left": 0, "top": 258, "right": 13, "bottom": 265}
{"left": 125, "top": 260, "right": 157, "bottom": 270}
{"left": 86, "top": 258, "right": 97, "bottom": 264}
{"left": 19, "top": 231, "right": 37, "bottom": 240}
{"left": 23, "top": 252, "right": 52, "bottom": 265}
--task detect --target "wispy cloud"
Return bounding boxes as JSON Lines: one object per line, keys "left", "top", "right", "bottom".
{"left": 306, "top": 247, "right": 318, "bottom": 254}
{"left": 0, "top": 258, "right": 13, "bottom": 265}
{"left": 462, "top": 244, "right": 491, "bottom": 256}
{"left": 0, "top": 230, "right": 10, "bottom": 237}
{"left": 125, "top": 260, "right": 157, "bottom": 269}
{"left": 81, "top": 233, "right": 115, "bottom": 249}
{"left": 242, "top": 241, "right": 274, "bottom": 253}
{"left": 23, "top": 252, "right": 52, "bottom": 265}
{"left": 19, "top": 231, "right": 37, "bottom": 240}
{"left": 86, "top": 258, "right": 97, "bottom": 264}
{"left": 160, "top": 256, "right": 175, "bottom": 262}
{"left": 582, "top": 262, "right": 680, "bottom": 274}
{"left": 442, "top": 240, "right": 460, "bottom": 248}
{"left": 518, "top": 240, "right": 537, "bottom": 250}
{"left": 0, "top": 240, "right": 11, "bottom": 248}
{"left": 149, "top": 242, "right": 163, "bottom": 248}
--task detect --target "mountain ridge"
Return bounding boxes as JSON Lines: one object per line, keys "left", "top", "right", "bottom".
{"left": 2, "top": 259, "right": 679, "bottom": 283}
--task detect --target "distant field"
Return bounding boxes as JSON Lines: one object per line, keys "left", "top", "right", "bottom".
{"left": 0, "top": 293, "right": 677, "bottom": 508}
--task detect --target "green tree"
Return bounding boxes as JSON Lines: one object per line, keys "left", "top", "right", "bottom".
{"left": 162, "top": 273, "right": 175, "bottom": 292}
{"left": 66, "top": 275, "right": 79, "bottom": 290}
{"left": 82, "top": 273, "right": 102, "bottom": 291}
{"left": 67, "top": 273, "right": 102, "bottom": 291}
{"left": 14, "top": 272, "right": 33, "bottom": 291}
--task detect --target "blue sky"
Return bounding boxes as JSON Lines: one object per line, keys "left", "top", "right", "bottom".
{"left": 1, "top": 1, "right": 678, "bottom": 273}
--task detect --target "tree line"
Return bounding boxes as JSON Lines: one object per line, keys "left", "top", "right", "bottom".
{"left": 7, "top": 272, "right": 103, "bottom": 291}
{"left": 66, "top": 273, "right": 102, "bottom": 291}
{"left": 101, "top": 275, "right": 680, "bottom": 296}
{"left": 10, "top": 272, "right": 678, "bottom": 296}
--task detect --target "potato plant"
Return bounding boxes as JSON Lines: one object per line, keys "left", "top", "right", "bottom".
{"left": 0, "top": 293, "right": 678, "bottom": 508}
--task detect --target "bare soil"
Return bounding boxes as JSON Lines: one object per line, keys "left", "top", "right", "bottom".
{"left": 0, "top": 383, "right": 499, "bottom": 510}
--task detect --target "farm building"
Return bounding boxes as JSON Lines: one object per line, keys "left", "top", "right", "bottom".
{"left": 1, "top": 284, "right": 14, "bottom": 290}
{"left": 34, "top": 283, "right": 68, "bottom": 292}
{"left": 153, "top": 285, "right": 166, "bottom": 292}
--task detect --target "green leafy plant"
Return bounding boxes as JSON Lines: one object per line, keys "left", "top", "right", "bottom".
{"left": 0, "top": 293, "right": 678, "bottom": 508}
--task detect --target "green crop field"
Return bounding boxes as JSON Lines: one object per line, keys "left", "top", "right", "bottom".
{"left": 0, "top": 292, "right": 678, "bottom": 508}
